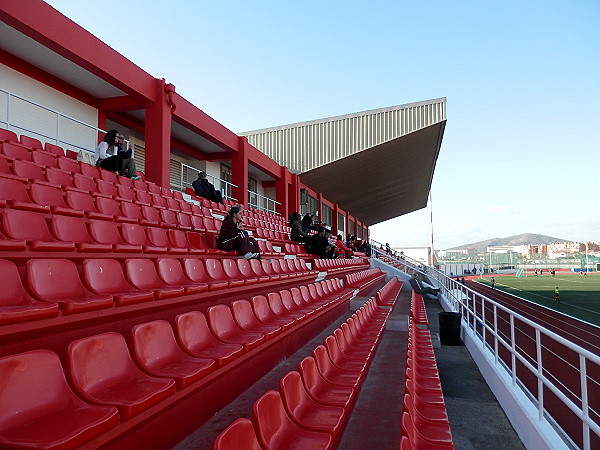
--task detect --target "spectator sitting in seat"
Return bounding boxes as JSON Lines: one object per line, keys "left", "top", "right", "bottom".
{"left": 116, "top": 134, "right": 141, "bottom": 180}
{"left": 94, "top": 129, "right": 123, "bottom": 174}
{"left": 289, "top": 212, "right": 309, "bottom": 243}
{"left": 305, "top": 227, "right": 333, "bottom": 259}
{"left": 192, "top": 171, "right": 224, "bottom": 205}
{"left": 335, "top": 234, "right": 353, "bottom": 258}
{"left": 301, "top": 213, "right": 315, "bottom": 233}
{"left": 358, "top": 239, "right": 371, "bottom": 256}
{"left": 408, "top": 272, "right": 440, "bottom": 298}
{"left": 216, "top": 205, "right": 260, "bottom": 259}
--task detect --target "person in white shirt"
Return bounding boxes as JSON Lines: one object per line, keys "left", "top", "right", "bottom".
{"left": 94, "top": 130, "right": 122, "bottom": 174}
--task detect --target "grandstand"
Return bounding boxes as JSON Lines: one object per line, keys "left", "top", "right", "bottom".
{"left": 0, "top": 2, "right": 597, "bottom": 450}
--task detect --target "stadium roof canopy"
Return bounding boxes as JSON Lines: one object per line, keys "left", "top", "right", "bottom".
{"left": 299, "top": 121, "right": 445, "bottom": 226}
{"left": 241, "top": 101, "right": 446, "bottom": 226}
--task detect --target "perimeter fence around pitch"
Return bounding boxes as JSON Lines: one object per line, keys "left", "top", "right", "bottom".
{"left": 372, "top": 247, "right": 599, "bottom": 450}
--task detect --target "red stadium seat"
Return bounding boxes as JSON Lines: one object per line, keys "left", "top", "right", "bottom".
{"left": 250, "top": 294, "right": 295, "bottom": 331}
{"left": 98, "top": 168, "right": 118, "bottom": 183}
{"left": 236, "top": 259, "right": 261, "bottom": 284}
{"left": 11, "top": 159, "right": 45, "bottom": 182}
{"left": 88, "top": 219, "right": 142, "bottom": 252}
{"left": 72, "top": 172, "right": 98, "bottom": 191}
{"left": 252, "top": 390, "right": 333, "bottom": 450}
{"left": 131, "top": 320, "right": 215, "bottom": 389}
{"left": 312, "top": 345, "right": 361, "bottom": 388}
{"left": 168, "top": 229, "right": 204, "bottom": 255}
{"left": 124, "top": 258, "right": 185, "bottom": 299}
{"left": 0, "top": 128, "right": 19, "bottom": 143}
{"left": 56, "top": 155, "right": 80, "bottom": 171}
{"left": 1, "top": 142, "right": 32, "bottom": 160}
{"left": 31, "top": 149, "right": 57, "bottom": 167}
{"left": 44, "top": 142, "right": 65, "bottom": 156}
{"left": 64, "top": 189, "right": 112, "bottom": 220}
{"left": 213, "top": 418, "right": 262, "bottom": 450}
{"left": 19, "top": 135, "right": 43, "bottom": 150}
{"left": 0, "top": 175, "right": 47, "bottom": 211}
{"left": 182, "top": 258, "right": 228, "bottom": 291}
{"left": 45, "top": 166, "right": 73, "bottom": 187}
{"left": 29, "top": 181, "right": 83, "bottom": 216}
{"left": 67, "top": 332, "right": 176, "bottom": 420}
{"left": 50, "top": 215, "right": 112, "bottom": 252}
{"left": 297, "top": 357, "right": 354, "bottom": 409}
{"left": 0, "top": 259, "right": 59, "bottom": 324}
{"left": 231, "top": 299, "right": 281, "bottom": 339}
{"left": 120, "top": 222, "right": 168, "bottom": 253}
{"left": 116, "top": 185, "right": 135, "bottom": 203}
{"left": 95, "top": 197, "right": 135, "bottom": 222}
{"left": 2, "top": 208, "right": 75, "bottom": 251}
{"left": 156, "top": 257, "right": 209, "bottom": 294}
{"left": 146, "top": 226, "right": 187, "bottom": 254}
{"left": 279, "top": 371, "right": 345, "bottom": 437}
{"left": 27, "top": 258, "right": 113, "bottom": 314}
{"left": 205, "top": 258, "right": 243, "bottom": 288}
{"left": 79, "top": 162, "right": 100, "bottom": 178}
{"left": 267, "top": 292, "right": 304, "bottom": 322}
{"left": 174, "top": 310, "right": 244, "bottom": 368}
{"left": 0, "top": 350, "right": 119, "bottom": 449}
{"left": 207, "top": 304, "right": 266, "bottom": 351}
{"left": 247, "top": 258, "right": 272, "bottom": 282}
{"left": 83, "top": 258, "right": 154, "bottom": 306}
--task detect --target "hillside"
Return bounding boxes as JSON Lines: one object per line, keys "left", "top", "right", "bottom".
{"left": 446, "top": 233, "right": 571, "bottom": 253}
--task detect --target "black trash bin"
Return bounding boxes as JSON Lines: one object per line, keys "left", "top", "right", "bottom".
{"left": 438, "top": 311, "right": 462, "bottom": 346}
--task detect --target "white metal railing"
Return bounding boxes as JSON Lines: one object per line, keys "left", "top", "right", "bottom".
{"left": 371, "top": 244, "right": 599, "bottom": 449}
{"left": 175, "top": 161, "right": 237, "bottom": 201}
{"left": 174, "top": 161, "right": 280, "bottom": 214}
{"left": 0, "top": 87, "right": 102, "bottom": 152}
{"left": 248, "top": 191, "right": 281, "bottom": 215}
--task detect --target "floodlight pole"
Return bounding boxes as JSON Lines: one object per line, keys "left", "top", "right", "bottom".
{"left": 429, "top": 191, "right": 434, "bottom": 266}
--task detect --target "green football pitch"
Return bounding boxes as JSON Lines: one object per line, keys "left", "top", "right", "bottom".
{"left": 475, "top": 273, "right": 600, "bottom": 326}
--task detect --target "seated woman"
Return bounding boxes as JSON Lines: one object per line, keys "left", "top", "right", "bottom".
{"left": 216, "top": 205, "right": 260, "bottom": 259}
{"left": 289, "top": 212, "right": 309, "bottom": 243}
{"left": 94, "top": 129, "right": 123, "bottom": 174}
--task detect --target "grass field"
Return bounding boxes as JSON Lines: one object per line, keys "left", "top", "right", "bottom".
{"left": 475, "top": 273, "right": 600, "bottom": 326}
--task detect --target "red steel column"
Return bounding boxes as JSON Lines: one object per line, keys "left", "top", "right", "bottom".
{"left": 332, "top": 204, "right": 339, "bottom": 234}
{"left": 289, "top": 174, "right": 300, "bottom": 215}
{"left": 275, "top": 166, "right": 289, "bottom": 217}
{"left": 144, "top": 78, "right": 173, "bottom": 188}
{"left": 232, "top": 136, "right": 249, "bottom": 207}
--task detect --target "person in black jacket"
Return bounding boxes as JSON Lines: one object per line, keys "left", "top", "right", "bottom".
{"left": 408, "top": 272, "right": 440, "bottom": 297}
{"left": 305, "top": 227, "right": 333, "bottom": 259}
{"left": 192, "top": 172, "right": 224, "bottom": 204}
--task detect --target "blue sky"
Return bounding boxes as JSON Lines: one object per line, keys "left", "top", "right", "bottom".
{"left": 45, "top": 0, "right": 600, "bottom": 249}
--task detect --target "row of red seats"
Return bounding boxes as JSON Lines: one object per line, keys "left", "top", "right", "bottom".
{"left": 400, "top": 319, "right": 453, "bottom": 449}
{"left": 0, "top": 129, "right": 288, "bottom": 228}
{"left": 410, "top": 291, "right": 429, "bottom": 326}
{"left": 313, "top": 257, "right": 370, "bottom": 274}
{"left": 344, "top": 267, "right": 387, "bottom": 293}
{"left": 0, "top": 256, "right": 319, "bottom": 322}
{"left": 284, "top": 242, "right": 311, "bottom": 258}
{"left": 0, "top": 163, "right": 205, "bottom": 217}
{"left": 0, "top": 207, "right": 222, "bottom": 255}
{"left": 376, "top": 276, "right": 403, "bottom": 307}
{"left": 1, "top": 130, "right": 290, "bottom": 242}
{"left": 0, "top": 283, "right": 350, "bottom": 449}
{"left": 213, "top": 294, "right": 392, "bottom": 449}
{"left": 0, "top": 205, "right": 292, "bottom": 260}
